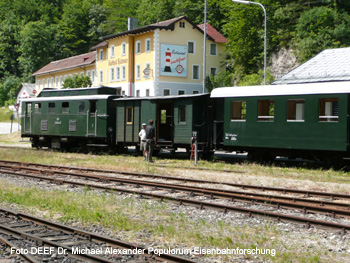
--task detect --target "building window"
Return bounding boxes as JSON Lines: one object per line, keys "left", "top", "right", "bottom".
{"left": 116, "top": 67, "right": 120, "bottom": 81}
{"left": 188, "top": 41, "right": 194, "bottom": 54}
{"left": 87, "top": 71, "right": 91, "bottom": 78}
{"left": 136, "top": 41, "right": 141, "bottom": 54}
{"left": 136, "top": 90, "right": 140, "bottom": 97}
{"left": 99, "top": 49, "right": 103, "bottom": 60}
{"left": 48, "top": 102, "right": 55, "bottom": 114}
{"left": 231, "top": 101, "right": 246, "bottom": 121}
{"left": 258, "top": 100, "right": 274, "bottom": 121}
{"left": 110, "top": 68, "right": 115, "bottom": 82}
{"left": 62, "top": 102, "right": 69, "bottom": 114}
{"left": 59, "top": 76, "right": 63, "bottom": 88}
{"left": 126, "top": 107, "right": 133, "bottom": 124}
{"left": 179, "top": 106, "right": 186, "bottom": 123}
{"left": 122, "top": 90, "right": 125, "bottom": 96}
{"left": 193, "top": 91, "right": 199, "bottom": 94}
{"left": 110, "top": 45, "right": 115, "bottom": 58}
{"left": 210, "top": 67, "right": 217, "bottom": 76}
{"left": 55, "top": 77, "right": 58, "bottom": 88}
{"left": 38, "top": 80, "right": 41, "bottom": 89}
{"left": 287, "top": 99, "right": 305, "bottom": 121}
{"left": 136, "top": 64, "right": 141, "bottom": 80}
{"left": 178, "top": 90, "right": 185, "bottom": 95}
{"left": 121, "top": 42, "right": 126, "bottom": 56}
{"left": 121, "top": 66, "right": 126, "bottom": 80}
{"left": 145, "top": 38, "right": 151, "bottom": 52}
{"left": 163, "top": 89, "right": 170, "bottom": 96}
{"left": 193, "top": 65, "right": 200, "bottom": 80}
{"left": 146, "top": 89, "right": 150, "bottom": 96}
{"left": 179, "top": 21, "right": 185, "bottom": 28}
{"left": 42, "top": 79, "right": 46, "bottom": 88}
{"left": 210, "top": 43, "right": 217, "bottom": 55}
{"left": 47, "top": 78, "right": 50, "bottom": 88}
{"left": 99, "top": 70, "right": 103, "bottom": 83}
{"left": 91, "top": 70, "right": 95, "bottom": 83}
{"left": 319, "top": 98, "right": 339, "bottom": 122}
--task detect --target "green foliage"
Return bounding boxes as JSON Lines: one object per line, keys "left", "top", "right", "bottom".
{"left": 206, "top": 71, "right": 233, "bottom": 92}
{"left": 295, "top": 6, "right": 350, "bottom": 62}
{"left": 238, "top": 69, "right": 275, "bottom": 86}
{"left": 0, "top": 75, "right": 22, "bottom": 106}
{"left": 63, "top": 74, "right": 92, "bottom": 89}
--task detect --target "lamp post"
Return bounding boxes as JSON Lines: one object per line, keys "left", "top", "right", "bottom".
{"left": 232, "top": 0, "right": 267, "bottom": 85}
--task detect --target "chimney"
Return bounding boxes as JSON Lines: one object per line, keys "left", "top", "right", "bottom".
{"left": 128, "top": 17, "right": 138, "bottom": 31}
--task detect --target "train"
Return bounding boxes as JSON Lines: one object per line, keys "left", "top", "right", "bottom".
{"left": 21, "top": 81, "right": 350, "bottom": 164}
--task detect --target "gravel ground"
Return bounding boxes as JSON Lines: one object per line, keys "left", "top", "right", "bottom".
{"left": 0, "top": 171, "right": 349, "bottom": 263}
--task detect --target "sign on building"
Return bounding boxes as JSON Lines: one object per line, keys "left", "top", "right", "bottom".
{"left": 160, "top": 44, "right": 187, "bottom": 77}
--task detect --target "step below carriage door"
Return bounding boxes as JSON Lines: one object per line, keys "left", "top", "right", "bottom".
{"left": 88, "top": 100, "right": 97, "bottom": 136}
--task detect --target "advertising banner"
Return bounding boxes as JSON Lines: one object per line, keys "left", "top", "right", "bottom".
{"left": 160, "top": 44, "right": 187, "bottom": 77}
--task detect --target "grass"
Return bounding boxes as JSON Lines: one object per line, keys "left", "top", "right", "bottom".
{"left": 0, "top": 107, "right": 15, "bottom": 123}
{"left": 1, "top": 179, "right": 346, "bottom": 263}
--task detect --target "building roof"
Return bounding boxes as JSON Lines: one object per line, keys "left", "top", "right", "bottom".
{"left": 273, "top": 47, "right": 350, "bottom": 84}
{"left": 91, "top": 16, "right": 226, "bottom": 50}
{"left": 211, "top": 81, "right": 350, "bottom": 98}
{"left": 197, "top": 23, "right": 228, "bottom": 43}
{"left": 15, "top": 83, "right": 36, "bottom": 98}
{"left": 32, "top": 51, "right": 96, "bottom": 76}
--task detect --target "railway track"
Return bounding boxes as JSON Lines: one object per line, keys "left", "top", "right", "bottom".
{"left": 0, "top": 160, "right": 349, "bottom": 232}
{"left": 0, "top": 207, "right": 196, "bottom": 263}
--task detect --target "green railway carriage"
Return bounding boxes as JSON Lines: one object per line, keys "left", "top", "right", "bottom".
{"left": 114, "top": 94, "right": 213, "bottom": 154}
{"left": 21, "top": 87, "right": 120, "bottom": 150}
{"left": 211, "top": 81, "right": 350, "bottom": 162}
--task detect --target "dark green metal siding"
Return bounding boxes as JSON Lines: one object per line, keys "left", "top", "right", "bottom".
{"left": 223, "top": 94, "right": 348, "bottom": 151}
{"left": 173, "top": 99, "right": 192, "bottom": 144}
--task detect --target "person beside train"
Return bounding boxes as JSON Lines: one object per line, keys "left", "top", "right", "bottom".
{"left": 145, "top": 119, "right": 156, "bottom": 162}
{"left": 139, "top": 123, "right": 148, "bottom": 161}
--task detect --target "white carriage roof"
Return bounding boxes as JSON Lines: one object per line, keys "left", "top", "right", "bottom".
{"left": 274, "top": 47, "right": 350, "bottom": 84}
{"left": 114, "top": 93, "right": 209, "bottom": 101}
{"left": 210, "top": 81, "right": 350, "bottom": 98}
{"left": 21, "top": 95, "right": 115, "bottom": 102}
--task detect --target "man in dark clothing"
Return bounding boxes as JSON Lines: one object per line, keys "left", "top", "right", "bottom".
{"left": 145, "top": 119, "right": 156, "bottom": 162}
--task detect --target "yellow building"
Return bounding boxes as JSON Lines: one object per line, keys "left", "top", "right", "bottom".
{"left": 32, "top": 51, "right": 97, "bottom": 93}
{"left": 33, "top": 16, "right": 227, "bottom": 96}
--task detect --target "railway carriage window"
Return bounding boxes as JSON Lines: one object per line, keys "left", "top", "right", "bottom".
{"left": 26, "top": 103, "right": 32, "bottom": 116}
{"left": 89, "top": 100, "right": 96, "bottom": 114}
{"left": 231, "top": 101, "right": 246, "bottom": 121}
{"left": 62, "top": 102, "right": 69, "bottom": 114}
{"left": 126, "top": 107, "right": 133, "bottom": 124}
{"left": 48, "top": 103, "right": 55, "bottom": 114}
{"left": 257, "top": 100, "right": 274, "bottom": 121}
{"left": 287, "top": 99, "right": 305, "bottom": 121}
{"left": 179, "top": 106, "right": 186, "bottom": 123}
{"left": 161, "top": 110, "right": 167, "bottom": 124}
{"left": 78, "top": 102, "right": 85, "bottom": 113}
{"left": 34, "top": 103, "right": 41, "bottom": 113}
{"left": 319, "top": 98, "right": 339, "bottom": 122}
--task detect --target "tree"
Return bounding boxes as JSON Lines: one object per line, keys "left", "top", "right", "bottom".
{"left": 63, "top": 75, "right": 92, "bottom": 89}
{"left": 18, "top": 21, "right": 57, "bottom": 79}
{"left": 295, "top": 6, "right": 350, "bottom": 62}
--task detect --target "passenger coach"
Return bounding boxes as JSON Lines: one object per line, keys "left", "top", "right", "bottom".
{"left": 21, "top": 87, "right": 120, "bottom": 150}
{"left": 114, "top": 94, "right": 214, "bottom": 155}
{"left": 211, "top": 81, "right": 350, "bottom": 163}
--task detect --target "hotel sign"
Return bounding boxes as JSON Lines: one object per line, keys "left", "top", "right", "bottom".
{"left": 160, "top": 44, "right": 187, "bottom": 77}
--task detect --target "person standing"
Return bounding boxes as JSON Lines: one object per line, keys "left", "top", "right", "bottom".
{"left": 139, "top": 123, "right": 147, "bottom": 161}
{"left": 145, "top": 119, "right": 156, "bottom": 162}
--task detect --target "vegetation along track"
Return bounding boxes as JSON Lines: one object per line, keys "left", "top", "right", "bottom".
{"left": 0, "top": 207, "right": 196, "bottom": 263}
{"left": 0, "top": 160, "right": 349, "bottom": 232}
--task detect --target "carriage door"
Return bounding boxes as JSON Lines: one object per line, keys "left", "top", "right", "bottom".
{"left": 88, "top": 100, "right": 97, "bottom": 136}
{"left": 24, "top": 102, "right": 32, "bottom": 133}
{"left": 157, "top": 100, "right": 173, "bottom": 143}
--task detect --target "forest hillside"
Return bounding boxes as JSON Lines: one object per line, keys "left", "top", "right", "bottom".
{"left": 1, "top": 0, "right": 349, "bottom": 105}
